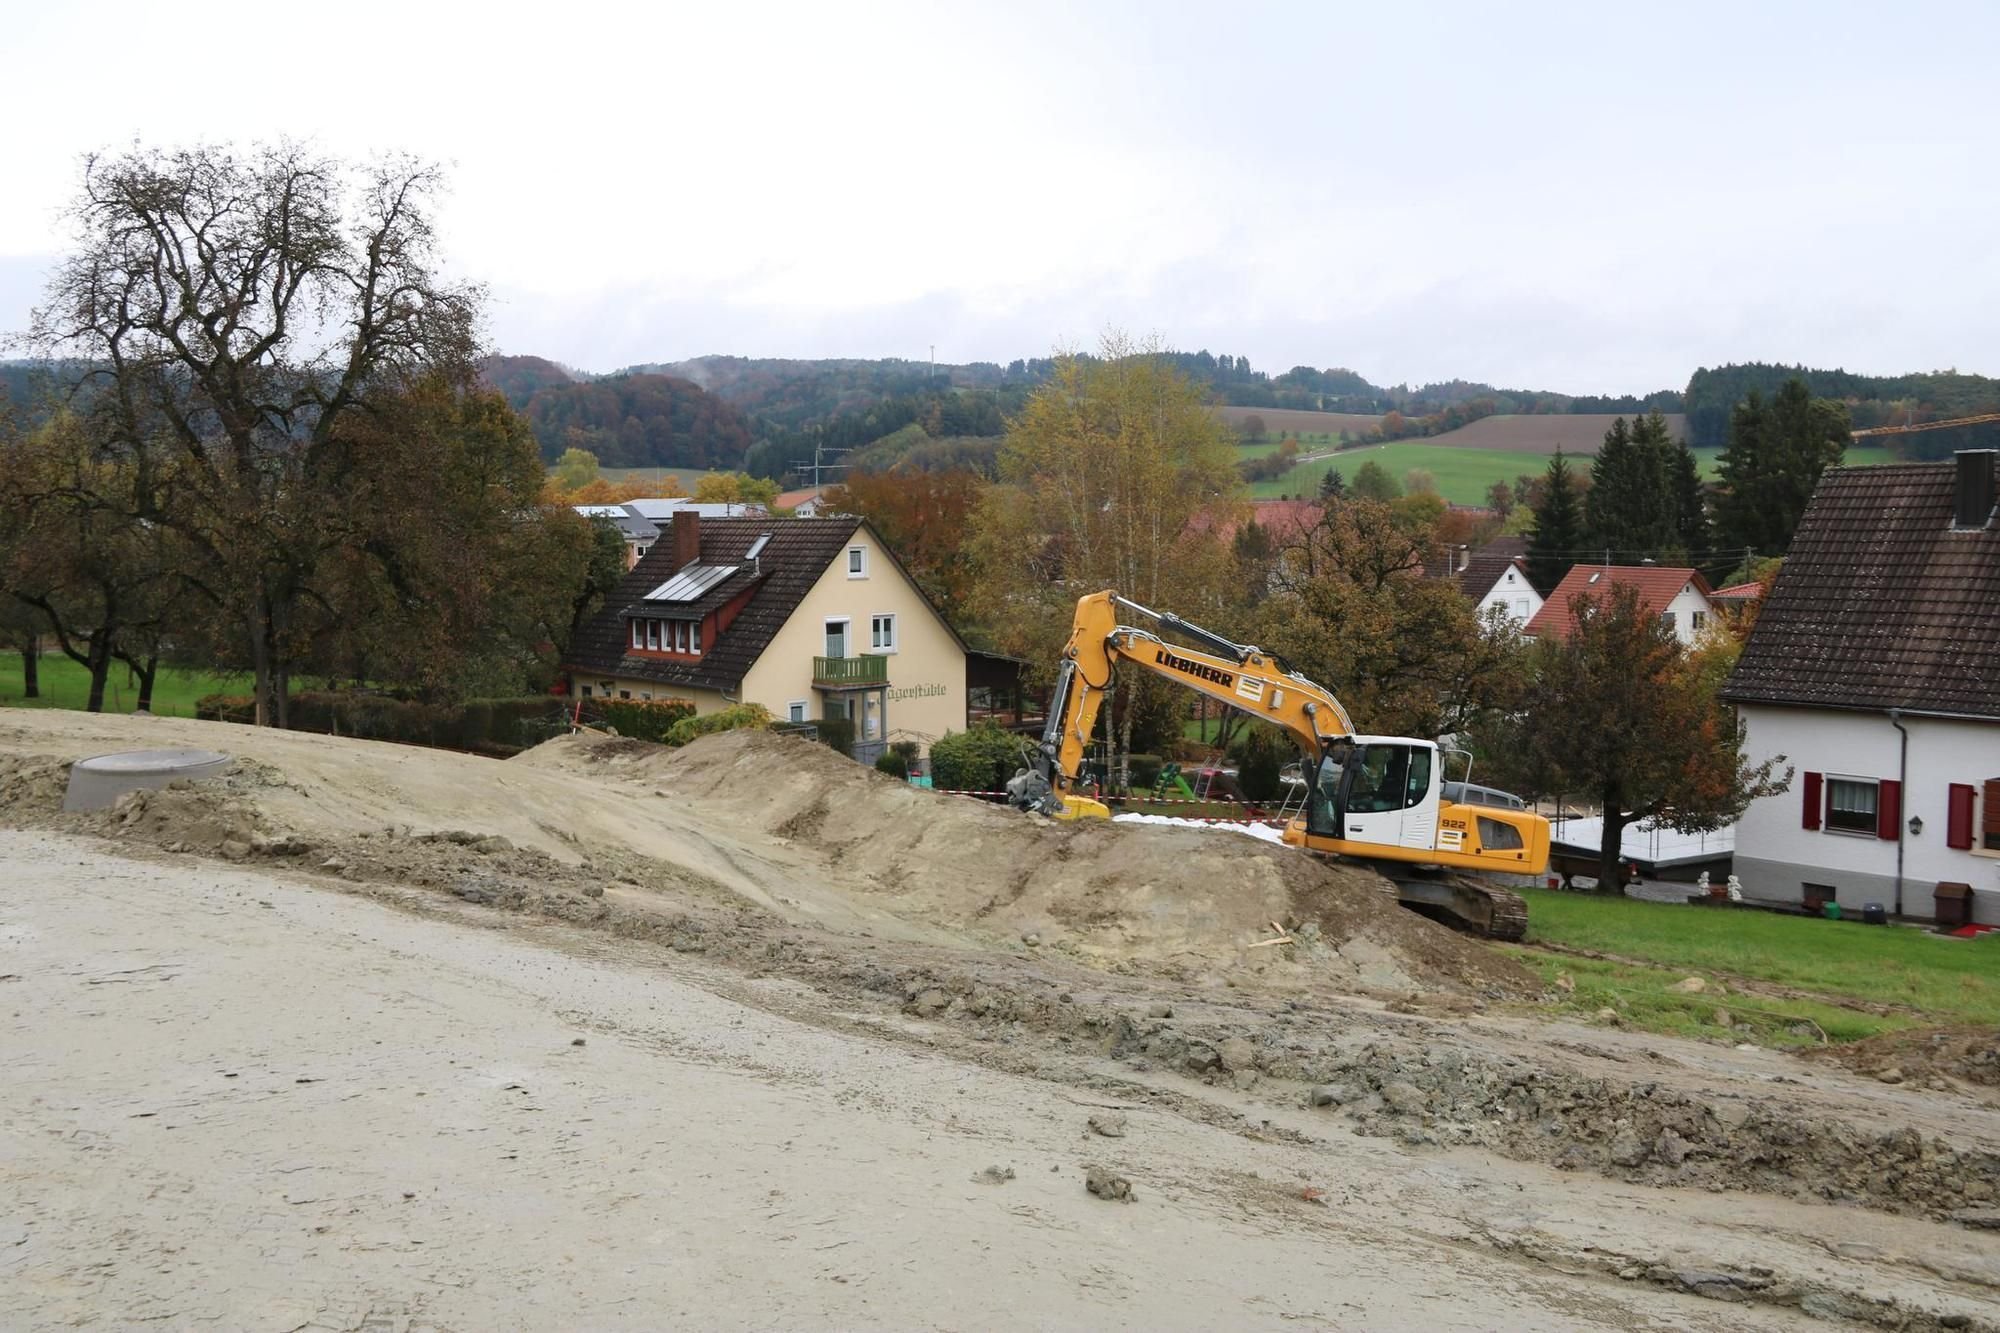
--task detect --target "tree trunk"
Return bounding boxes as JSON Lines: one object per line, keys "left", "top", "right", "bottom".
{"left": 249, "top": 596, "right": 275, "bottom": 727}
{"left": 20, "top": 642, "right": 37, "bottom": 699}
{"left": 1598, "top": 786, "right": 1628, "bottom": 893}
{"left": 84, "top": 632, "right": 112, "bottom": 713}
{"left": 1118, "top": 686, "right": 1136, "bottom": 799}
{"left": 134, "top": 655, "right": 158, "bottom": 713}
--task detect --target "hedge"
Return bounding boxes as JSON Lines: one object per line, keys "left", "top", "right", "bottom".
{"left": 930, "top": 724, "right": 1027, "bottom": 794}
{"left": 197, "top": 692, "right": 574, "bottom": 756}
{"left": 597, "top": 697, "right": 698, "bottom": 744}
{"left": 815, "top": 715, "right": 855, "bottom": 755}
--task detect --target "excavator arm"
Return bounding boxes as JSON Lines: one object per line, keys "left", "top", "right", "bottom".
{"left": 1013, "top": 591, "right": 1353, "bottom": 818}
{"left": 1006, "top": 589, "right": 1547, "bottom": 941}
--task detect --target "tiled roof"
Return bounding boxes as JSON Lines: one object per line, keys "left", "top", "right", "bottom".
{"left": 1523, "top": 565, "right": 1711, "bottom": 640}
{"left": 565, "top": 517, "right": 863, "bottom": 692}
{"left": 1188, "top": 499, "right": 1324, "bottom": 546}
{"left": 774, "top": 487, "right": 824, "bottom": 509}
{"left": 1722, "top": 456, "right": 2000, "bottom": 717}
{"left": 1459, "top": 553, "right": 1530, "bottom": 600}
{"left": 1709, "top": 580, "right": 1763, "bottom": 602}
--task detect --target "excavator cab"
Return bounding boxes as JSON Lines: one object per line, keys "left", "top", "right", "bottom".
{"left": 1305, "top": 737, "right": 1438, "bottom": 852}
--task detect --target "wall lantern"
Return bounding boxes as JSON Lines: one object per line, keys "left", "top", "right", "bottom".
{"left": 1908, "top": 815, "right": 1924, "bottom": 836}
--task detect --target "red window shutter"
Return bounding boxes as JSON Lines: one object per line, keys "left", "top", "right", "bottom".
{"left": 1947, "top": 783, "right": 1976, "bottom": 850}
{"left": 1801, "top": 771, "right": 1822, "bottom": 830}
{"left": 1876, "top": 779, "right": 1902, "bottom": 840}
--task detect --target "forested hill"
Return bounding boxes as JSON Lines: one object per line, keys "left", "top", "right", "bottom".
{"left": 1683, "top": 362, "right": 2000, "bottom": 449}
{"left": 477, "top": 355, "right": 754, "bottom": 469}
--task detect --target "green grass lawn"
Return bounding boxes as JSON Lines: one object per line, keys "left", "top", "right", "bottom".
{"left": 1502, "top": 886, "right": 1999, "bottom": 1047}
{"left": 0, "top": 652, "right": 237, "bottom": 717}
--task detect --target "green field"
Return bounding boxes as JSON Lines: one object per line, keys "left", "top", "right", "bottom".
{"left": 0, "top": 653, "right": 236, "bottom": 717}
{"left": 1247, "top": 441, "right": 1897, "bottom": 505}
{"left": 1503, "top": 886, "right": 1998, "bottom": 1047}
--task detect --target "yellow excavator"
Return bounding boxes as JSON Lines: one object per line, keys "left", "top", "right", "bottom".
{"left": 1005, "top": 590, "right": 1549, "bottom": 939}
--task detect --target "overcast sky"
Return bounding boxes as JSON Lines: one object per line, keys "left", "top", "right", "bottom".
{"left": 3, "top": 1, "right": 1995, "bottom": 395}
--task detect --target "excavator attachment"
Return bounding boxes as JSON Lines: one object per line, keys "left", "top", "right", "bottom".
{"left": 1004, "top": 768, "right": 1110, "bottom": 821}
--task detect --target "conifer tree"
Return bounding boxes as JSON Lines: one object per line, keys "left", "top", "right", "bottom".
{"left": 1526, "top": 449, "right": 1584, "bottom": 594}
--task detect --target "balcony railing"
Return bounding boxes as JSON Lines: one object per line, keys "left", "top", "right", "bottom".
{"left": 813, "top": 654, "right": 888, "bottom": 687}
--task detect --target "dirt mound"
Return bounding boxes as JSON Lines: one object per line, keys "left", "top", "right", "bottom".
{"left": 518, "top": 729, "right": 1536, "bottom": 997}
{"left": 1812, "top": 1027, "right": 2000, "bottom": 1088}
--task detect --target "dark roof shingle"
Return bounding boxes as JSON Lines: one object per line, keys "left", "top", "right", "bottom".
{"left": 1722, "top": 455, "right": 2000, "bottom": 717}
{"left": 565, "top": 516, "right": 863, "bottom": 692}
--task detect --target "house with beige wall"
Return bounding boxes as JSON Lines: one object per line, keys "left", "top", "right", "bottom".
{"left": 563, "top": 512, "right": 967, "bottom": 760}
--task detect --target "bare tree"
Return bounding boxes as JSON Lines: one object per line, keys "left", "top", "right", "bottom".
{"left": 26, "top": 144, "right": 481, "bottom": 724}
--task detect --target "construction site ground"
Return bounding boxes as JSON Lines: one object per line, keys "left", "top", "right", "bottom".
{"left": 3, "top": 711, "right": 1998, "bottom": 1331}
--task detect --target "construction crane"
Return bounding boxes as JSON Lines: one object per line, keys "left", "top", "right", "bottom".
{"left": 1849, "top": 412, "right": 2000, "bottom": 438}
{"left": 1006, "top": 591, "right": 1548, "bottom": 939}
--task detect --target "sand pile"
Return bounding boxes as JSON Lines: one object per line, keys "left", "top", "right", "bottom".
{"left": 520, "top": 730, "right": 1535, "bottom": 995}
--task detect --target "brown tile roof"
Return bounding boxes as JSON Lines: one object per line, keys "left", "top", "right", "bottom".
{"left": 1458, "top": 552, "right": 1530, "bottom": 600}
{"left": 565, "top": 516, "right": 863, "bottom": 692}
{"left": 1523, "top": 565, "right": 1711, "bottom": 640}
{"left": 1722, "top": 456, "right": 2000, "bottom": 717}
{"left": 1709, "top": 580, "right": 1764, "bottom": 602}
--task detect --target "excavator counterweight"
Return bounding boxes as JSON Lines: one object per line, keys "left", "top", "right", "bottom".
{"left": 1010, "top": 590, "right": 1548, "bottom": 938}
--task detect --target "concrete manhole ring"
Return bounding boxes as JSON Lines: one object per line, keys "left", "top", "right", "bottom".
{"left": 62, "top": 749, "right": 233, "bottom": 813}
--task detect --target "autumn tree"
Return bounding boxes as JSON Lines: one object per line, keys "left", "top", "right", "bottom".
{"left": 552, "top": 447, "right": 602, "bottom": 491}
{"left": 966, "top": 338, "right": 1241, "bottom": 782}
{"left": 692, "top": 471, "right": 780, "bottom": 506}
{"left": 25, "top": 145, "right": 482, "bottom": 724}
{"left": 1252, "top": 498, "right": 1528, "bottom": 739}
{"left": 1481, "top": 585, "right": 1789, "bottom": 889}
{"left": 821, "top": 467, "right": 983, "bottom": 624}
{"left": 1485, "top": 479, "right": 1515, "bottom": 519}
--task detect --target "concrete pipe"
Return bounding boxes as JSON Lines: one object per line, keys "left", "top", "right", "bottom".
{"left": 63, "top": 749, "right": 233, "bottom": 813}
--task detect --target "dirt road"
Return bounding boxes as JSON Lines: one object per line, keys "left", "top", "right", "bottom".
{"left": 0, "top": 830, "right": 1934, "bottom": 1331}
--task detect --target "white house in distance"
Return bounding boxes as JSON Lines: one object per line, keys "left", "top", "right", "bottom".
{"left": 1723, "top": 450, "right": 2000, "bottom": 925}
{"left": 1523, "top": 564, "right": 1716, "bottom": 646}
{"left": 1457, "top": 545, "right": 1542, "bottom": 626}
{"left": 564, "top": 512, "right": 968, "bottom": 761}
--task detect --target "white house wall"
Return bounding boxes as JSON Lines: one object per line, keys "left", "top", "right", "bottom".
{"left": 1734, "top": 703, "right": 2000, "bottom": 923}
{"left": 1475, "top": 565, "right": 1542, "bottom": 624}
{"left": 1662, "top": 585, "right": 1716, "bottom": 646}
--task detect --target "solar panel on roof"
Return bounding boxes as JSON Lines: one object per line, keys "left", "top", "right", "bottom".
{"left": 745, "top": 533, "right": 771, "bottom": 560}
{"left": 644, "top": 563, "right": 737, "bottom": 602}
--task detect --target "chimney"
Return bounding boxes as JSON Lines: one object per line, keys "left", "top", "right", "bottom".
{"left": 672, "top": 510, "right": 702, "bottom": 569}
{"left": 1457, "top": 543, "right": 1470, "bottom": 574}
{"left": 1954, "top": 450, "right": 1996, "bottom": 530}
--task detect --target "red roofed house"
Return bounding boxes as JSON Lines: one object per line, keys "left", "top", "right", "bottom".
{"left": 1523, "top": 565, "right": 1717, "bottom": 647}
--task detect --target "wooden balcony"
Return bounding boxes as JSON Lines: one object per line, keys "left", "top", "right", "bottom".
{"left": 813, "top": 654, "right": 888, "bottom": 688}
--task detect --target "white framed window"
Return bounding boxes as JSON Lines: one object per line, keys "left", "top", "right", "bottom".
{"left": 646, "top": 620, "right": 660, "bottom": 650}
{"left": 846, "top": 546, "right": 868, "bottom": 578}
{"left": 581, "top": 685, "right": 593, "bottom": 698}
{"left": 640, "top": 691, "right": 652, "bottom": 700}
{"left": 1660, "top": 611, "right": 1677, "bottom": 633}
{"left": 631, "top": 621, "right": 643, "bottom": 650}
{"left": 619, "top": 690, "right": 631, "bottom": 700}
{"left": 1513, "top": 599, "right": 1529, "bottom": 619}
{"left": 1826, "top": 776, "right": 1879, "bottom": 834}
{"left": 675, "top": 621, "right": 687, "bottom": 653}
{"left": 1692, "top": 610, "right": 1708, "bottom": 632}
{"left": 870, "top": 613, "right": 897, "bottom": 652}
{"left": 824, "top": 617, "right": 850, "bottom": 658}
{"left": 787, "top": 700, "right": 808, "bottom": 724}
{"left": 690, "top": 620, "right": 701, "bottom": 654}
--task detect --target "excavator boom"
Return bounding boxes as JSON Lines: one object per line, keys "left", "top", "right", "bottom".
{"left": 1013, "top": 590, "right": 1548, "bottom": 939}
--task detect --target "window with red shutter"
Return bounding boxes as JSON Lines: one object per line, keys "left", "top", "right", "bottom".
{"left": 1802, "top": 771, "right": 1822, "bottom": 830}
{"left": 1876, "top": 779, "right": 1902, "bottom": 841}
{"left": 1986, "top": 779, "right": 2000, "bottom": 852}
{"left": 1947, "top": 783, "right": 1976, "bottom": 850}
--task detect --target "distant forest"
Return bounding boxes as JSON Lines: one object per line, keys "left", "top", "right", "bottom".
{"left": 477, "top": 356, "right": 754, "bottom": 469}
{"left": 1683, "top": 362, "right": 2000, "bottom": 451}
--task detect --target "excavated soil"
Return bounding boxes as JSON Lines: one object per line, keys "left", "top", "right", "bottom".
{"left": 1815, "top": 1026, "right": 2000, "bottom": 1088}
{"left": 519, "top": 729, "right": 1535, "bottom": 996}
{"left": 7, "top": 711, "right": 2000, "bottom": 1278}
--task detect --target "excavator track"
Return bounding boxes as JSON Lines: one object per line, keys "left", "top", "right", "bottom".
{"left": 1375, "top": 868, "right": 1529, "bottom": 942}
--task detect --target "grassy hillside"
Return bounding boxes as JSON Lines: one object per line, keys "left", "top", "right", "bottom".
{"left": 1250, "top": 440, "right": 1897, "bottom": 505}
